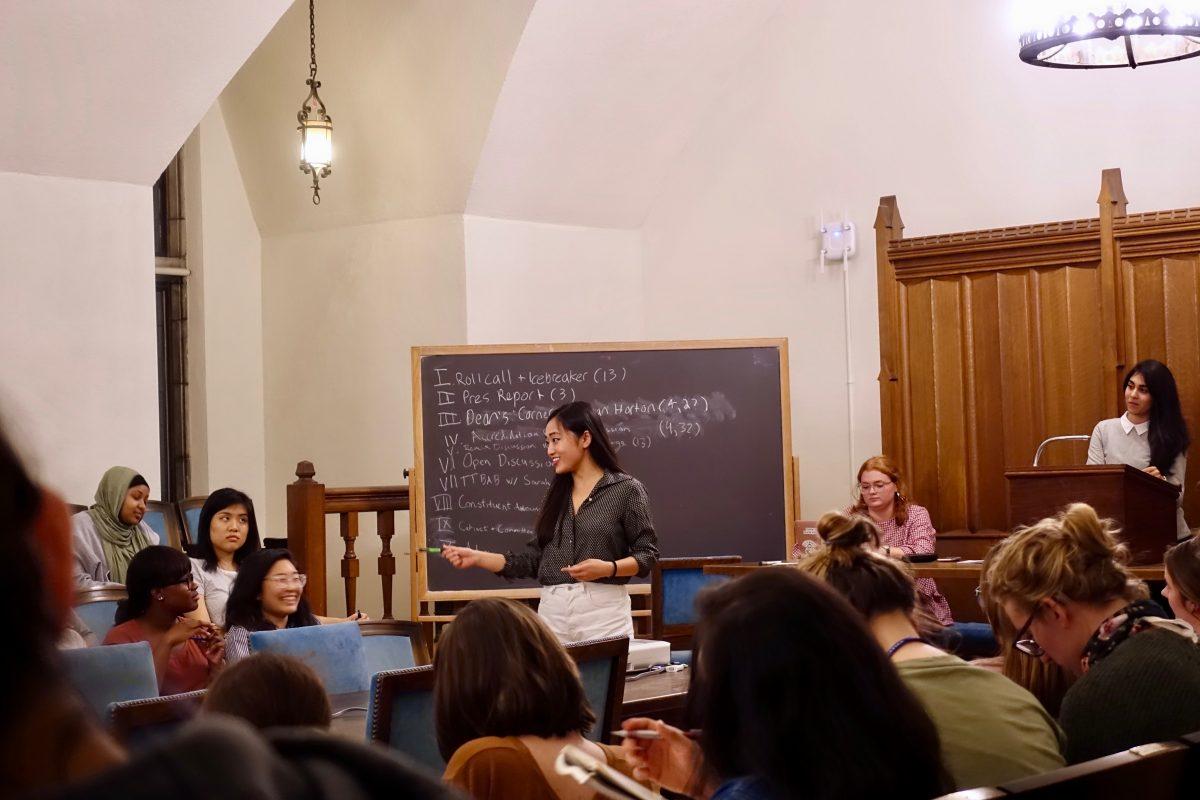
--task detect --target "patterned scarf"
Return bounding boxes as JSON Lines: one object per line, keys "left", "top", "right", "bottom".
{"left": 1080, "top": 599, "right": 1198, "bottom": 674}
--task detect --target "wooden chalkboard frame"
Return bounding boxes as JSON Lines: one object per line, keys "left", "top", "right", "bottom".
{"left": 409, "top": 338, "right": 794, "bottom": 618}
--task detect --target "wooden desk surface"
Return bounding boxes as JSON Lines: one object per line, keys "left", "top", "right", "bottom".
{"left": 703, "top": 561, "right": 1166, "bottom": 582}
{"left": 328, "top": 669, "right": 692, "bottom": 741}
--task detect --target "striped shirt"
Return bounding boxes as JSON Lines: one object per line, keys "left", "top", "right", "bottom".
{"left": 500, "top": 471, "right": 659, "bottom": 586}
{"left": 225, "top": 625, "right": 252, "bottom": 663}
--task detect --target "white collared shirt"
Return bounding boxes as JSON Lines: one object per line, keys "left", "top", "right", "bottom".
{"left": 1118, "top": 413, "right": 1150, "bottom": 437}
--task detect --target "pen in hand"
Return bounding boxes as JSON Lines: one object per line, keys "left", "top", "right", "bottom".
{"left": 611, "top": 729, "right": 702, "bottom": 740}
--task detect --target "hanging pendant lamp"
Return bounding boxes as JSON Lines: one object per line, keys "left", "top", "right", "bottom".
{"left": 297, "top": 0, "right": 332, "bottom": 203}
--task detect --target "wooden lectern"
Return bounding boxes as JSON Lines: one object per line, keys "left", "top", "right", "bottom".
{"left": 1005, "top": 465, "right": 1180, "bottom": 565}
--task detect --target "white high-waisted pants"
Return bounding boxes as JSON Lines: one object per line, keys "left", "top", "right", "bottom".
{"left": 538, "top": 582, "right": 633, "bottom": 644}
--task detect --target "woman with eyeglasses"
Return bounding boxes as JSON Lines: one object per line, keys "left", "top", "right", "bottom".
{"left": 223, "top": 549, "right": 321, "bottom": 664}
{"left": 986, "top": 503, "right": 1200, "bottom": 764}
{"left": 814, "top": 455, "right": 953, "bottom": 626}
{"left": 798, "top": 511, "right": 1064, "bottom": 790}
{"left": 102, "top": 545, "right": 224, "bottom": 693}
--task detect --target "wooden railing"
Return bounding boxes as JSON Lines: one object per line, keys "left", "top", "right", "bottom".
{"left": 286, "top": 460, "right": 409, "bottom": 618}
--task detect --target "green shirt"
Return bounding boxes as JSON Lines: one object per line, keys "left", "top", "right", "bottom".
{"left": 897, "top": 654, "right": 1065, "bottom": 790}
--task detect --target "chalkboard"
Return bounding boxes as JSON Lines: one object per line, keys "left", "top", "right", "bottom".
{"left": 410, "top": 339, "right": 793, "bottom": 598}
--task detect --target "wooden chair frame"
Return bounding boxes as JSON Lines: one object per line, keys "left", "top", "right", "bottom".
{"left": 358, "top": 619, "right": 431, "bottom": 666}
{"left": 565, "top": 635, "right": 630, "bottom": 745}
{"left": 367, "top": 665, "right": 435, "bottom": 744}
{"left": 108, "top": 689, "right": 206, "bottom": 743}
{"left": 999, "top": 740, "right": 1190, "bottom": 798}
{"left": 176, "top": 496, "right": 207, "bottom": 546}
{"left": 651, "top": 556, "right": 743, "bottom": 649}
{"left": 74, "top": 583, "right": 128, "bottom": 605}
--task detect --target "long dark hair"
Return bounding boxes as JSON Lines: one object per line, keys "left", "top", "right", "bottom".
{"left": 114, "top": 545, "right": 193, "bottom": 624}
{"left": 223, "top": 548, "right": 318, "bottom": 632}
{"left": 534, "top": 401, "right": 623, "bottom": 548}
{"left": 0, "top": 423, "right": 56, "bottom": 720}
{"left": 193, "top": 488, "right": 262, "bottom": 572}
{"left": 1126, "top": 359, "right": 1190, "bottom": 476}
{"left": 434, "top": 598, "right": 595, "bottom": 760}
{"left": 689, "top": 569, "right": 947, "bottom": 799}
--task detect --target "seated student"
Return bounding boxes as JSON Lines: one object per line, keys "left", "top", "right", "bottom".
{"left": 188, "top": 488, "right": 262, "bottom": 627}
{"left": 0, "top": 420, "right": 456, "bottom": 800}
{"left": 223, "top": 549, "right": 320, "bottom": 663}
{"left": 72, "top": 466, "right": 158, "bottom": 585}
{"left": 798, "top": 511, "right": 1064, "bottom": 790}
{"left": 1164, "top": 535, "right": 1200, "bottom": 631}
{"left": 974, "top": 547, "right": 1074, "bottom": 717}
{"left": 103, "top": 545, "right": 224, "bottom": 693}
{"left": 204, "top": 652, "right": 331, "bottom": 730}
{"left": 436, "top": 598, "right": 644, "bottom": 800}
{"left": 843, "top": 456, "right": 954, "bottom": 626}
{"left": 622, "top": 569, "right": 947, "bottom": 800}
{"left": 987, "top": 503, "right": 1200, "bottom": 763}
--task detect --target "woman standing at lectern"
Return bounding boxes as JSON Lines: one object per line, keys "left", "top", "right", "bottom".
{"left": 441, "top": 401, "right": 659, "bottom": 644}
{"left": 1087, "top": 359, "right": 1191, "bottom": 540}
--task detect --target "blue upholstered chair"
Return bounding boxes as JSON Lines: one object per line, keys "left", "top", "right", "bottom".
{"left": 109, "top": 689, "right": 206, "bottom": 747}
{"left": 566, "top": 636, "right": 629, "bottom": 744}
{"left": 177, "top": 496, "right": 206, "bottom": 547}
{"left": 359, "top": 620, "right": 430, "bottom": 676}
{"left": 61, "top": 641, "right": 159, "bottom": 717}
{"left": 367, "top": 666, "right": 442, "bottom": 771}
{"left": 651, "top": 556, "right": 742, "bottom": 661}
{"left": 249, "top": 621, "right": 369, "bottom": 695}
{"left": 74, "top": 583, "right": 127, "bottom": 643}
{"left": 144, "top": 500, "right": 184, "bottom": 551}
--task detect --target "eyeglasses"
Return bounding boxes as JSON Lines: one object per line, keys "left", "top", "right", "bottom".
{"left": 265, "top": 573, "right": 308, "bottom": 588}
{"left": 859, "top": 480, "right": 894, "bottom": 494}
{"left": 1012, "top": 607, "right": 1045, "bottom": 658}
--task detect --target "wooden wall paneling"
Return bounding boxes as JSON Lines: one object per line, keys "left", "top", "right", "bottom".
{"left": 932, "top": 278, "right": 969, "bottom": 530}
{"left": 1147, "top": 255, "right": 1200, "bottom": 526}
{"left": 875, "top": 197, "right": 906, "bottom": 461}
{"left": 997, "top": 271, "right": 1040, "bottom": 473}
{"left": 1098, "top": 168, "right": 1129, "bottom": 403}
{"left": 964, "top": 272, "right": 1006, "bottom": 531}
{"left": 876, "top": 168, "right": 1200, "bottom": 536}
{"left": 1128, "top": 256, "right": 1168, "bottom": 359}
{"left": 903, "top": 279, "right": 941, "bottom": 523}
{"left": 1065, "top": 264, "right": 1107, "bottom": 464}
{"left": 1036, "top": 267, "right": 1079, "bottom": 466}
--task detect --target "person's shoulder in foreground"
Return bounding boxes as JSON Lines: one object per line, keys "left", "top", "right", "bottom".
{"left": 38, "top": 714, "right": 463, "bottom": 800}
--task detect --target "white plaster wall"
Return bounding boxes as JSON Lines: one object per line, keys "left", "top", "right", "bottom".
{"left": 262, "top": 214, "right": 467, "bottom": 618}
{"left": 463, "top": 215, "right": 644, "bottom": 344}
{"left": 0, "top": 171, "right": 160, "bottom": 503}
{"left": 641, "top": 0, "right": 1200, "bottom": 520}
{"left": 184, "top": 103, "right": 268, "bottom": 522}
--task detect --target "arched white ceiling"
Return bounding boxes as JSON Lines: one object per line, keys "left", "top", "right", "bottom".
{"left": 465, "top": 0, "right": 783, "bottom": 228}
{"left": 0, "top": 0, "right": 291, "bottom": 185}
{"left": 219, "top": 0, "right": 782, "bottom": 235}
{"left": 219, "top": 0, "right": 537, "bottom": 236}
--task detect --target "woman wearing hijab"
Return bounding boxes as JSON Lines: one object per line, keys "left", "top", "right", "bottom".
{"left": 72, "top": 466, "right": 158, "bottom": 585}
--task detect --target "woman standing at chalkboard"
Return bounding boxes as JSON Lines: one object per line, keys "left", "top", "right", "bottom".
{"left": 1087, "top": 359, "right": 1191, "bottom": 540}
{"left": 442, "top": 401, "right": 659, "bottom": 643}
